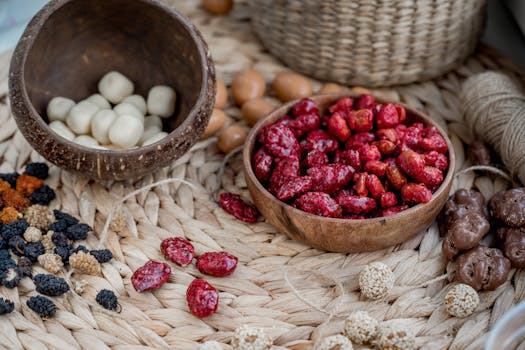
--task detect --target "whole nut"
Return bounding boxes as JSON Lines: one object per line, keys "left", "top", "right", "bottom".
{"left": 215, "top": 79, "right": 228, "bottom": 109}
{"left": 318, "top": 83, "right": 343, "bottom": 94}
{"left": 241, "top": 98, "right": 274, "bottom": 126}
{"left": 490, "top": 188, "right": 525, "bottom": 227}
{"left": 272, "top": 71, "right": 313, "bottom": 102}
{"left": 498, "top": 226, "right": 525, "bottom": 268}
{"left": 202, "top": 108, "right": 228, "bottom": 139}
{"left": 202, "top": 0, "right": 233, "bottom": 15}
{"left": 448, "top": 212, "right": 490, "bottom": 250}
{"left": 217, "top": 125, "right": 247, "bottom": 153}
{"left": 231, "top": 69, "right": 266, "bottom": 106}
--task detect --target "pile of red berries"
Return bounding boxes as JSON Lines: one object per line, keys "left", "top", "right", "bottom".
{"left": 252, "top": 95, "right": 449, "bottom": 218}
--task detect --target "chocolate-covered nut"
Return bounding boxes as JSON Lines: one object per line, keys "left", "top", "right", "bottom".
{"left": 490, "top": 188, "right": 525, "bottom": 227}
{"left": 448, "top": 212, "right": 490, "bottom": 250}
{"left": 439, "top": 189, "right": 488, "bottom": 236}
{"left": 498, "top": 227, "right": 525, "bottom": 268}
{"left": 455, "top": 246, "right": 511, "bottom": 291}
{"left": 467, "top": 141, "right": 492, "bottom": 166}
{"left": 442, "top": 234, "right": 459, "bottom": 261}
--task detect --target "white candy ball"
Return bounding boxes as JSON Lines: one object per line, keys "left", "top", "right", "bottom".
{"left": 147, "top": 85, "right": 176, "bottom": 118}
{"left": 98, "top": 71, "right": 134, "bottom": 104}
{"left": 114, "top": 102, "right": 144, "bottom": 123}
{"left": 49, "top": 120, "right": 75, "bottom": 141}
{"left": 144, "top": 115, "right": 163, "bottom": 129}
{"left": 122, "top": 94, "right": 147, "bottom": 115}
{"left": 47, "top": 96, "right": 75, "bottom": 122}
{"left": 66, "top": 100, "right": 99, "bottom": 134}
{"left": 109, "top": 114, "right": 144, "bottom": 148}
{"left": 140, "top": 126, "right": 161, "bottom": 145}
{"left": 142, "top": 131, "right": 168, "bottom": 146}
{"left": 86, "top": 93, "right": 111, "bottom": 109}
{"left": 74, "top": 135, "right": 100, "bottom": 148}
{"left": 91, "top": 109, "right": 117, "bottom": 144}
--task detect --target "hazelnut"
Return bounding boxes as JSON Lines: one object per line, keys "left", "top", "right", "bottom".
{"left": 318, "top": 83, "right": 344, "bottom": 94}
{"left": 215, "top": 79, "right": 228, "bottom": 109}
{"left": 231, "top": 69, "right": 266, "bottom": 106}
{"left": 455, "top": 246, "right": 511, "bottom": 291}
{"left": 272, "top": 72, "right": 313, "bottom": 102}
{"left": 490, "top": 188, "right": 525, "bottom": 227}
{"left": 202, "top": 108, "right": 228, "bottom": 139}
{"left": 217, "top": 125, "right": 247, "bottom": 153}
{"left": 241, "top": 98, "right": 274, "bottom": 126}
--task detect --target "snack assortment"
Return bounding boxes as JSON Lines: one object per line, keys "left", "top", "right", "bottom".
{"left": 46, "top": 71, "right": 174, "bottom": 149}
{"left": 251, "top": 95, "right": 449, "bottom": 218}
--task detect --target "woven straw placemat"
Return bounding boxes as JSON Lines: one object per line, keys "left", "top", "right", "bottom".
{"left": 1, "top": 1, "right": 524, "bottom": 349}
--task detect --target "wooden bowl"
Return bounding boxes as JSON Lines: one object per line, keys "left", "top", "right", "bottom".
{"left": 243, "top": 93, "right": 455, "bottom": 253}
{"left": 9, "top": 0, "right": 215, "bottom": 180}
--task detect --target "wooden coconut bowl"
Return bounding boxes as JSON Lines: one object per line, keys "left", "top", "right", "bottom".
{"left": 243, "top": 93, "right": 455, "bottom": 253}
{"left": 9, "top": 0, "right": 215, "bottom": 180}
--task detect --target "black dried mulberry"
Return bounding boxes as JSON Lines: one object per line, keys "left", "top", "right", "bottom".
{"left": 33, "top": 274, "right": 70, "bottom": 296}
{"left": 1, "top": 220, "right": 29, "bottom": 240}
{"left": 24, "top": 163, "right": 49, "bottom": 180}
{"left": 0, "top": 173, "right": 19, "bottom": 188}
{"left": 54, "top": 245, "right": 74, "bottom": 264}
{"left": 26, "top": 295, "right": 56, "bottom": 317}
{"left": 65, "top": 224, "right": 91, "bottom": 241}
{"left": 51, "top": 231, "right": 69, "bottom": 247}
{"left": 17, "top": 256, "right": 32, "bottom": 277}
{"left": 29, "top": 185, "right": 56, "bottom": 205}
{"left": 48, "top": 220, "right": 68, "bottom": 232}
{"left": 52, "top": 210, "right": 78, "bottom": 227}
{"left": 24, "top": 241, "right": 45, "bottom": 262}
{"left": 75, "top": 245, "right": 89, "bottom": 253}
{"left": 9, "top": 236, "right": 26, "bottom": 256}
{"left": 0, "top": 253, "right": 16, "bottom": 271}
{"left": 0, "top": 297, "right": 14, "bottom": 314}
{"left": 96, "top": 289, "right": 119, "bottom": 311}
{"left": 0, "top": 239, "right": 6, "bottom": 250}
{"left": 0, "top": 267, "right": 21, "bottom": 288}
{"left": 90, "top": 249, "right": 113, "bottom": 263}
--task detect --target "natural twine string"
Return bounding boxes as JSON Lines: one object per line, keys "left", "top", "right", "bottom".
{"left": 461, "top": 71, "right": 525, "bottom": 185}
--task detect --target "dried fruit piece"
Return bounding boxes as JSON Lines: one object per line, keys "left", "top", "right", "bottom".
{"left": 467, "top": 141, "right": 491, "bottom": 166}
{"left": 288, "top": 113, "right": 320, "bottom": 137}
{"left": 355, "top": 94, "right": 375, "bottom": 109}
{"left": 268, "top": 157, "right": 300, "bottom": 194}
{"left": 328, "top": 112, "right": 351, "bottom": 141}
{"left": 27, "top": 295, "right": 56, "bottom": 318}
{"left": 307, "top": 164, "right": 354, "bottom": 194}
{"left": 334, "top": 149, "right": 361, "bottom": 170}
{"left": 397, "top": 150, "right": 425, "bottom": 178}
{"left": 131, "top": 260, "right": 171, "bottom": 292}
{"left": 338, "top": 195, "right": 377, "bottom": 214}
{"left": 358, "top": 144, "right": 381, "bottom": 163}
{"left": 329, "top": 96, "right": 353, "bottom": 114}
{"left": 253, "top": 149, "right": 273, "bottom": 182}
{"left": 419, "top": 134, "right": 448, "bottom": 153}
{"left": 15, "top": 174, "right": 44, "bottom": 196}
{"left": 347, "top": 109, "right": 374, "bottom": 132}
{"left": 2, "top": 189, "right": 30, "bottom": 211}
{"left": 385, "top": 165, "right": 407, "bottom": 191}
{"left": 373, "top": 139, "right": 396, "bottom": 155}
{"left": 196, "top": 252, "right": 238, "bottom": 277}
{"left": 380, "top": 192, "right": 398, "bottom": 208}
{"left": 364, "top": 160, "right": 387, "bottom": 178}
{"left": 186, "top": 278, "right": 219, "bottom": 318}
{"left": 376, "top": 103, "right": 399, "bottom": 129}
{"left": 414, "top": 166, "right": 443, "bottom": 190}
{"left": 219, "top": 193, "right": 259, "bottom": 223}
{"left": 295, "top": 192, "right": 342, "bottom": 218}
{"left": 292, "top": 98, "right": 319, "bottom": 117}
{"left": 276, "top": 176, "right": 312, "bottom": 201}
{"left": 96, "top": 289, "right": 119, "bottom": 311}
{"left": 345, "top": 132, "right": 375, "bottom": 150}
{"left": 161, "top": 237, "right": 195, "bottom": 266}
{"left": 353, "top": 172, "right": 368, "bottom": 197}
{"left": 365, "top": 174, "right": 386, "bottom": 199}
{"left": 301, "top": 130, "right": 339, "bottom": 153}
{"left": 381, "top": 205, "right": 409, "bottom": 217}
{"left": 401, "top": 183, "right": 432, "bottom": 204}
{"left": 260, "top": 124, "right": 300, "bottom": 158}
{"left": 304, "top": 150, "right": 328, "bottom": 168}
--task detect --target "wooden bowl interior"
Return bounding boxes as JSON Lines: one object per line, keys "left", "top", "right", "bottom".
{"left": 24, "top": 0, "right": 202, "bottom": 132}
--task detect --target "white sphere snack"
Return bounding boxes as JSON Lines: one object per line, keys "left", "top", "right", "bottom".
{"left": 123, "top": 94, "right": 147, "bottom": 115}
{"left": 49, "top": 120, "right": 75, "bottom": 141}
{"left": 74, "top": 135, "right": 100, "bottom": 147}
{"left": 114, "top": 102, "right": 144, "bottom": 123}
{"left": 47, "top": 96, "right": 75, "bottom": 122}
{"left": 140, "top": 126, "right": 161, "bottom": 144}
{"left": 98, "top": 70, "right": 134, "bottom": 104}
{"left": 86, "top": 93, "right": 111, "bottom": 109}
{"left": 66, "top": 100, "right": 99, "bottom": 134}
{"left": 109, "top": 114, "right": 144, "bottom": 148}
{"left": 147, "top": 85, "right": 176, "bottom": 117}
{"left": 142, "top": 132, "right": 168, "bottom": 146}
{"left": 91, "top": 109, "right": 117, "bottom": 144}
{"left": 144, "top": 115, "right": 163, "bottom": 129}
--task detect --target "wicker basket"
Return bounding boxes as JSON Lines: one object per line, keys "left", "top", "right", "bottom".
{"left": 250, "top": 0, "right": 486, "bottom": 87}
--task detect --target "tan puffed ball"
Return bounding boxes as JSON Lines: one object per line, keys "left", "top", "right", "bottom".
{"left": 140, "top": 126, "right": 162, "bottom": 145}
{"left": 38, "top": 253, "right": 64, "bottom": 274}
{"left": 231, "top": 325, "right": 272, "bottom": 350}
{"left": 74, "top": 135, "right": 100, "bottom": 148}
{"left": 23, "top": 227, "right": 42, "bottom": 242}
{"left": 359, "top": 262, "right": 394, "bottom": 300}
{"left": 315, "top": 335, "right": 353, "bottom": 350}
{"left": 144, "top": 115, "right": 163, "bottom": 129}
{"left": 344, "top": 310, "right": 379, "bottom": 345}
{"left": 24, "top": 205, "right": 55, "bottom": 231}
{"left": 69, "top": 251, "right": 101, "bottom": 275}
{"left": 445, "top": 284, "right": 479, "bottom": 317}
{"left": 376, "top": 324, "right": 415, "bottom": 350}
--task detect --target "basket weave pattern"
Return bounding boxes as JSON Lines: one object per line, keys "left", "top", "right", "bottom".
{"left": 250, "top": 0, "right": 486, "bottom": 86}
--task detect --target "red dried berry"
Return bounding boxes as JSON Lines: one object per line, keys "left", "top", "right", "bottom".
{"left": 186, "top": 278, "right": 219, "bottom": 318}
{"left": 197, "top": 252, "right": 238, "bottom": 277}
{"left": 307, "top": 164, "right": 354, "bottom": 194}
{"left": 295, "top": 192, "right": 342, "bottom": 218}
{"left": 353, "top": 172, "right": 368, "bottom": 197}
{"left": 419, "top": 134, "right": 448, "bottom": 153}
{"left": 161, "top": 237, "right": 195, "bottom": 266}
{"left": 301, "top": 130, "right": 339, "bottom": 153}
{"left": 334, "top": 149, "right": 361, "bottom": 170}
{"left": 434, "top": 153, "right": 448, "bottom": 171}
{"left": 347, "top": 109, "right": 374, "bottom": 132}
{"left": 423, "top": 126, "right": 439, "bottom": 137}
{"left": 345, "top": 132, "right": 375, "bottom": 150}
{"left": 337, "top": 195, "right": 377, "bottom": 214}
{"left": 304, "top": 150, "right": 329, "bottom": 168}
{"left": 289, "top": 113, "right": 320, "bottom": 137}
{"left": 383, "top": 157, "right": 397, "bottom": 166}
{"left": 358, "top": 144, "right": 381, "bottom": 163}
{"left": 401, "top": 183, "right": 432, "bottom": 204}
{"left": 385, "top": 165, "right": 407, "bottom": 190}
{"left": 276, "top": 176, "right": 313, "bottom": 201}
{"left": 364, "top": 160, "right": 387, "bottom": 178}
{"left": 292, "top": 98, "right": 319, "bottom": 117}
{"left": 403, "top": 125, "right": 422, "bottom": 148}
{"left": 380, "top": 192, "right": 398, "bottom": 208}
{"left": 269, "top": 157, "right": 300, "bottom": 194}
{"left": 397, "top": 150, "right": 425, "bottom": 178}
{"left": 131, "top": 260, "right": 171, "bottom": 292}
{"left": 329, "top": 97, "right": 354, "bottom": 114}
{"left": 373, "top": 139, "right": 397, "bottom": 155}
{"left": 376, "top": 128, "right": 399, "bottom": 143}
{"left": 376, "top": 103, "right": 400, "bottom": 129}
{"left": 394, "top": 124, "right": 407, "bottom": 139}
{"left": 414, "top": 166, "right": 443, "bottom": 190}
{"left": 365, "top": 174, "right": 386, "bottom": 199}
{"left": 356, "top": 94, "right": 375, "bottom": 109}
{"left": 424, "top": 150, "right": 439, "bottom": 165}
{"left": 328, "top": 112, "right": 351, "bottom": 141}
{"left": 219, "top": 193, "right": 259, "bottom": 223}
{"left": 253, "top": 148, "right": 273, "bottom": 182}
{"left": 381, "top": 204, "right": 410, "bottom": 217}
{"left": 262, "top": 124, "right": 300, "bottom": 158}
{"left": 395, "top": 105, "right": 406, "bottom": 123}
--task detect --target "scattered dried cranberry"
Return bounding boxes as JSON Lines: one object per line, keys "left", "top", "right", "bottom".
{"left": 131, "top": 260, "right": 171, "bottom": 292}
{"left": 276, "top": 176, "right": 313, "bottom": 201}
{"left": 337, "top": 195, "right": 377, "bottom": 214}
{"left": 401, "top": 183, "right": 432, "bottom": 204}
{"left": 261, "top": 124, "right": 300, "bottom": 158}
{"left": 292, "top": 98, "right": 319, "bottom": 117}
{"left": 196, "top": 252, "right": 238, "bottom": 277}
{"left": 161, "top": 237, "right": 195, "bottom": 266}
{"left": 186, "top": 278, "right": 219, "bottom": 318}
{"left": 348, "top": 109, "right": 374, "bottom": 132}
{"left": 289, "top": 113, "right": 320, "bottom": 137}
{"left": 328, "top": 112, "right": 351, "bottom": 141}
{"left": 295, "top": 192, "right": 342, "bottom": 218}
{"left": 376, "top": 103, "right": 399, "bottom": 129}
{"left": 219, "top": 193, "right": 259, "bottom": 223}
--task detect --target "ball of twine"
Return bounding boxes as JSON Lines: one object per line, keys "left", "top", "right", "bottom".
{"left": 461, "top": 71, "right": 525, "bottom": 184}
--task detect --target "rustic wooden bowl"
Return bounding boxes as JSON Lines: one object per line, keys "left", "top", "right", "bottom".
{"left": 9, "top": 0, "right": 215, "bottom": 180}
{"left": 243, "top": 93, "right": 455, "bottom": 253}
